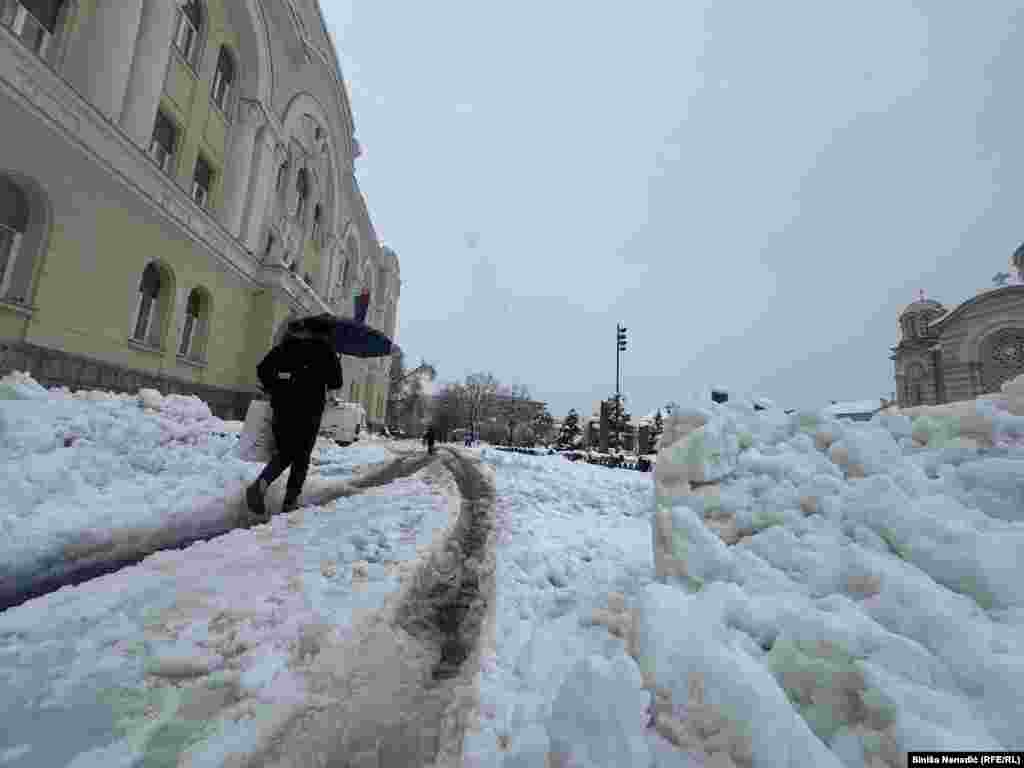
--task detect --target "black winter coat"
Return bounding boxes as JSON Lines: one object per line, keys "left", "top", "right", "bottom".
{"left": 257, "top": 336, "right": 343, "bottom": 424}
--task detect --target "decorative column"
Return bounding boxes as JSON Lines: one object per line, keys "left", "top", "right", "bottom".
{"left": 69, "top": 0, "right": 145, "bottom": 122}
{"left": 118, "top": 0, "right": 177, "bottom": 147}
{"left": 221, "top": 99, "right": 267, "bottom": 239}
{"left": 243, "top": 131, "right": 286, "bottom": 253}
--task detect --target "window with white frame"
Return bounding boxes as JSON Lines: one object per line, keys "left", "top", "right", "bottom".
{"left": 192, "top": 154, "right": 213, "bottom": 208}
{"left": 173, "top": 0, "right": 203, "bottom": 69}
{"left": 133, "top": 263, "right": 164, "bottom": 346}
{"left": 149, "top": 110, "right": 177, "bottom": 174}
{"left": 178, "top": 288, "right": 207, "bottom": 360}
{"left": 210, "top": 46, "right": 235, "bottom": 113}
{"left": 0, "top": 175, "right": 28, "bottom": 301}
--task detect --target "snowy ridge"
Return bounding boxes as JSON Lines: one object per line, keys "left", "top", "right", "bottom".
{"left": 463, "top": 378, "right": 1023, "bottom": 767}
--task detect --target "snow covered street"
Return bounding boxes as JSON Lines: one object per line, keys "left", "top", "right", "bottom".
{"left": 0, "top": 450, "right": 461, "bottom": 766}
{"left": 1, "top": 371, "right": 1024, "bottom": 766}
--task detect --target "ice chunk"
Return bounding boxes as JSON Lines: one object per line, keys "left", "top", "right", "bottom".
{"left": 546, "top": 652, "right": 650, "bottom": 767}
{"left": 955, "top": 459, "right": 1024, "bottom": 521}
{"left": 633, "top": 584, "right": 845, "bottom": 768}
{"left": 831, "top": 427, "right": 902, "bottom": 477}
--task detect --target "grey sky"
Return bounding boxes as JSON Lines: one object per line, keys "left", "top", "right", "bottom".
{"left": 322, "top": 1, "right": 1024, "bottom": 418}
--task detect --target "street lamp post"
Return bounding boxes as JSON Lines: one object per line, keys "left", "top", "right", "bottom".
{"left": 616, "top": 324, "right": 627, "bottom": 450}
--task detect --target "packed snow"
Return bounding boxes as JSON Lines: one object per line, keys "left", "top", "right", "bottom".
{"left": 0, "top": 444, "right": 455, "bottom": 766}
{"left": 461, "top": 377, "right": 1024, "bottom": 767}
{"left": 0, "top": 370, "right": 392, "bottom": 602}
{"left": 1, "top": 370, "right": 1023, "bottom": 766}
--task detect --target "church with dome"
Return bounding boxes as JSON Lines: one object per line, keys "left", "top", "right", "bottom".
{"left": 891, "top": 247, "right": 1024, "bottom": 407}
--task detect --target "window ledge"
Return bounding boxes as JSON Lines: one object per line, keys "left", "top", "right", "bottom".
{"left": 127, "top": 338, "right": 164, "bottom": 356}
{"left": 176, "top": 354, "right": 207, "bottom": 369}
{"left": 0, "top": 299, "right": 36, "bottom": 317}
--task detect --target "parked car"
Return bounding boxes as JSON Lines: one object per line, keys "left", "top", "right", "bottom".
{"left": 319, "top": 399, "right": 366, "bottom": 445}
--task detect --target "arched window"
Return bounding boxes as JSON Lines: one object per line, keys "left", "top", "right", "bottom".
{"left": 133, "top": 263, "right": 165, "bottom": 346}
{"left": 294, "top": 168, "right": 309, "bottom": 220}
{"left": 0, "top": 176, "right": 29, "bottom": 301}
{"left": 311, "top": 203, "right": 322, "bottom": 240}
{"left": 907, "top": 363, "right": 926, "bottom": 406}
{"left": 173, "top": 0, "right": 203, "bottom": 68}
{"left": 178, "top": 288, "right": 209, "bottom": 361}
{"left": 276, "top": 157, "right": 290, "bottom": 194}
{"left": 916, "top": 314, "right": 929, "bottom": 338}
{"left": 211, "top": 46, "right": 235, "bottom": 113}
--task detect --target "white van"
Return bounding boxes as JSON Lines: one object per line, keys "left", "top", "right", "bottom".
{"left": 320, "top": 398, "right": 366, "bottom": 445}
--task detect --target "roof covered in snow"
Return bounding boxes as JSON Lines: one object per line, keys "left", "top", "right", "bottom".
{"left": 822, "top": 399, "right": 883, "bottom": 416}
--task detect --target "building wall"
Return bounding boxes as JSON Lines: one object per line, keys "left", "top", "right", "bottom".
{"left": 0, "top": 0, "right": 399, "bottom": 419}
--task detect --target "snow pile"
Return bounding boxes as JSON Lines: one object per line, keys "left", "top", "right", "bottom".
{"left": 0, "top": 371, "right": 391, "bottom": 601}
{"left": 0, "top": 469, "right": 453, "bottom": 768}
{"left": 634, "top": 375, "right": 1024, "bottom": 765}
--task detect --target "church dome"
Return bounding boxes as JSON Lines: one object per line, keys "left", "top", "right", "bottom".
{"left": 900, "top": 297, "right": 945, "bottom": 317}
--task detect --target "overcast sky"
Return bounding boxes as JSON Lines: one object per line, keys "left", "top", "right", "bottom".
{"left": 321, "top": 1, "right": 1024, "bottom": 418}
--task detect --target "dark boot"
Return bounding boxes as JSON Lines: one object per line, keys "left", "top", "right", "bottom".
{"left": 281, "top": 489, "right": 301, "bottom": 514}
{"left": 246, "top": 477, "right": 269, "bottom": 521}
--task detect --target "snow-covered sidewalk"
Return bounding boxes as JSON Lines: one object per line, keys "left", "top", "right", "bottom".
{"left": 0, "top": 371, "right": 393, "bottom": 608}
{"left": 0, "top": 460, "right": 458, "bottom": 767}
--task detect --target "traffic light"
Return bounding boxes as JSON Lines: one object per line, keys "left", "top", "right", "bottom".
{"left": 617, "top": 324, "right": 627, "bottom": 352}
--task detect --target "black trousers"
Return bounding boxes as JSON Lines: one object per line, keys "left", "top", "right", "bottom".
{"left": 258, "top": 413, "right": 320, "bottom": 495}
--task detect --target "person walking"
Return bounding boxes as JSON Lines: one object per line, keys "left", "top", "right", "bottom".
{"left": 246, "top": 317, "right": 343, "bottom": 520}
{"left": 423, "top": 425, "right": 436, "bottom": 455}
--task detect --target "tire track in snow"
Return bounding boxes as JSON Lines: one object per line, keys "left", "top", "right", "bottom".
{"left": 0, "top": 453, "right": 437, "bottom": 614}
{"left": 259, "top": 448, "right": 497, "bottom": 767}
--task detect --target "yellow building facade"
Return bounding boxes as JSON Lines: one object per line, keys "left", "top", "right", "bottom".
{"left": 0, "top": 0, "right": 399, "bottom": 423}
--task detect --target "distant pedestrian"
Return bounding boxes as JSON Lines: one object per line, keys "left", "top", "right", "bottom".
{"left": 246, "top": 317, "right": 342, "bottom": 520}
{"left": 423, "top": 426, "right": 437, "bottom": 455}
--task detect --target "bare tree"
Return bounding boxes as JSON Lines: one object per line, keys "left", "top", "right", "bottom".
{"left": 464, "top": 372, "right": 503, "bottom": 433}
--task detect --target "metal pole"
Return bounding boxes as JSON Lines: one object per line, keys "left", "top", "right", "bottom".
{"left": 615, "top": 324, "right": 620, "bottom": 399}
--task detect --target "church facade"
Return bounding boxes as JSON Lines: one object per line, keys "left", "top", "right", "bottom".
{"left": 892, "top": 250, "right": 1024, "bottom": 407}
{"left": 0, "top": 0, "right": 399, "bottom": 423}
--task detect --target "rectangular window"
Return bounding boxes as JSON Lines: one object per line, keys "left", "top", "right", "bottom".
{"left": 149, "top": 111, "right": 177, "bottom": 174}
{"left": 192, "top": 155, "right": 213, "bottom": 208}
